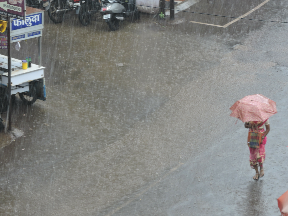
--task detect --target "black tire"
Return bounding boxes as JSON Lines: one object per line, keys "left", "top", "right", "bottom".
{"left": 48, "top": 0, "right": 65, "bottom": 23}
{"left": 79, "top": 3, "right": 91, "bottom": 26}
{"left": 131, "top": 9, "right": 140, "bottom": 22}
{"left": 19, "top": 85, "right": 37, "bottom": 105}
{"left": 0, "top": 88, "right": 8, "bottom": 113}
{"left": 107, "top": 18, "right": 119, "bottom": 31}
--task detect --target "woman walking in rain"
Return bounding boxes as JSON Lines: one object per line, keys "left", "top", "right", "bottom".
{"left": 230, "top": 94, "right": 276, "bottom": 180}
{"left": 245, "top": 119, "right": 270, "bottom": 180}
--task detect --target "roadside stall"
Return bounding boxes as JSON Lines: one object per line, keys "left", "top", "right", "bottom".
{"left": 0, "top": 7, "right": 46, "bottom": 113}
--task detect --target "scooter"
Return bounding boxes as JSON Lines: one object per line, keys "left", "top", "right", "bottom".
{"left": 100, "top": 0, "right": 140, "bottom": 31}
{"left": 47, "top": 0, "right": 80, "bottom": 23}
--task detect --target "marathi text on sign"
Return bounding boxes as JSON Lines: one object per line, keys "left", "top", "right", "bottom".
{"left": 12, "top": 13, "right": 42, "bottom": 30}
{"left": 0, "top": 0, "right": 25, "bottom": 19}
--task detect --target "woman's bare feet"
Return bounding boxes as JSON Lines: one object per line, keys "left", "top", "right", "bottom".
{"left": 253, "top": 173, "right": 259, "bottom": 180}
{"left": 253, "top": 165, "right": 259, "bottom": 180}
{"left": 260, "top": 169, "right": 264, "bottom": 177}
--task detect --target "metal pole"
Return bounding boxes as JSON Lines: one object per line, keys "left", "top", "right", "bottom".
{"left": 38, "top": 36, "right": 42, "bottom": 67}
{"left": 7, "top": 16, "right": 12, "bottom": 131}
{"left": 159, "top": 0, "right": 165, "bottom": 17}
{"left": 170, "top": 0, "right": 174, "bottom": 20}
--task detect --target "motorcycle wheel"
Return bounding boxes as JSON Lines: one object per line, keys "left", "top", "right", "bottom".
{"left": 48, "top": 0, "right": 65, "bottom": 23}
{"left": 19, "top": 85, "right": 37, "bottom": 105}
{"left": 0, "top": 88, "right": 8, "bottom": 113}
{"left": 79, "top": 4, "right": 91, "bottom": 26}
{"left": 131, "top": 9, "right": 140, "bottom": 22}
{"left": 107, "top": 18, "right": 119, "bottom": 31}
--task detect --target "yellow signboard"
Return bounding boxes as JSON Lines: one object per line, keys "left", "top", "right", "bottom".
{"left": 0, "top": 20, "right": 7, "bottom": 33}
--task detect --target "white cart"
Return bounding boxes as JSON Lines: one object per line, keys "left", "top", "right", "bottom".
{"left": 0, "top": 7, "right": 46, "bottom": 112}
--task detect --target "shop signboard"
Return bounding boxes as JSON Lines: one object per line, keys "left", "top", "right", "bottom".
{"left": 10, "top": 11, "right": 43, "bottom": 42}
{"left": 0, "top": 0, "right": 25, "bottom": 20}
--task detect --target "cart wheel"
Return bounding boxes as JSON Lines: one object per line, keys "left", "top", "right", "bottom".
{"left": 48, "top": 0, "right": 65, "bottom": 23}
{"left": 19, "top": 85, "right": 37, "bottom": 105}
{"left": 0, "top": 89, "right": 8, "bottom": 113}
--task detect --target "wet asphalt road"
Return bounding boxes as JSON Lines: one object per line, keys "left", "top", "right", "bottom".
{"left": 0, "top": 0, "right": 288, "bottom": 215}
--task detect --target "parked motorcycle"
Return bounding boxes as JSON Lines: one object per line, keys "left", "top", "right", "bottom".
{"left": 100, "top": 0, "right": 140, "bottom": 31}
{"left": 47, "top": 0, "right": 80, "bottom": 23}
{"left": 79, "top": 0, "right": 102, "bottom": 26}
{"left": 26, "top": 0, "right": 49, "bottom": 10}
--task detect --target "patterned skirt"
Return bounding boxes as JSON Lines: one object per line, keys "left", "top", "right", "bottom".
{"left": 249, "top": 129, "right": 266, "bottom": 168}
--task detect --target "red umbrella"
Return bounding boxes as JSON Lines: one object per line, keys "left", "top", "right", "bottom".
{"left": 230, "top": 94, "right": 277, "bottom": 122}
{"left": 277, "top": 190, "right": 288, "bottom": 216}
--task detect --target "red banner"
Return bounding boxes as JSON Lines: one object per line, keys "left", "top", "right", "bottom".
{"left": 0, "top": 0, "right": 25, "bottom": 20}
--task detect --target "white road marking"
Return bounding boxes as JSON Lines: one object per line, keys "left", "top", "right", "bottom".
{"left": 189, "top": 21, "right": 224, "bottom": 27}
{"left": 190, "top": 0, "right": 270, "bottom": 28}
{"left": 223, "top": 0, "right": 270, "bottom": 28}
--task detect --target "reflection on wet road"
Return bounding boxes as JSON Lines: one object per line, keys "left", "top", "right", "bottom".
{"left": 0, "top": 0, "right": 288, "bottom": 215}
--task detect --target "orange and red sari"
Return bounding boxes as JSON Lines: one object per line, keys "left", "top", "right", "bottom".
{"left": 248, "top": 120, "right": 267, "bottom": 168}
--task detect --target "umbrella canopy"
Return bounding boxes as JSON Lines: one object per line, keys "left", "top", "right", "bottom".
{"left": 277, "top": 190, "right": 288, "bottom": 216}
{"left": 230, "top": 94, "right": 277, "bottom": 122}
